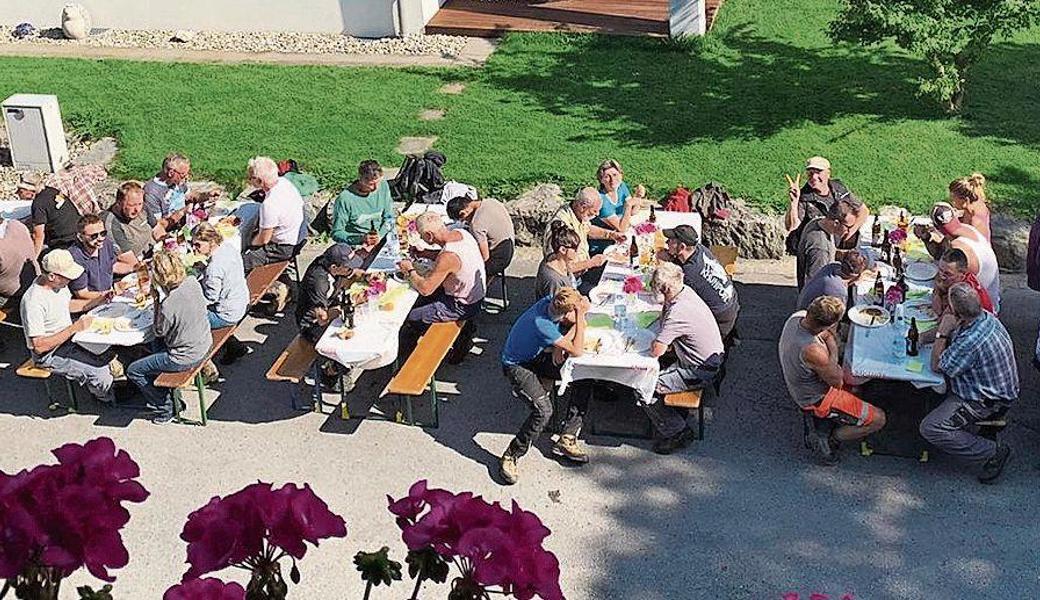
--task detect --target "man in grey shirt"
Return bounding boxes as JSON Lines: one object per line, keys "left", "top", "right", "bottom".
{"left": 796, "top": 199, "right": 859, "bottom": 289}
{"left": 797, "top": 250, "right": 868, "bottom": 311}
{"left": 642, "top": 263, "right": 725, "bottom": 454}
{"left": 447, "top": 195, "right": 516, "bottom": 277}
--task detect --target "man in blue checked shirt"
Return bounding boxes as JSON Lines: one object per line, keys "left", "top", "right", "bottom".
{"left": 921, "top": 282, "right": 1018, "bottom": 484}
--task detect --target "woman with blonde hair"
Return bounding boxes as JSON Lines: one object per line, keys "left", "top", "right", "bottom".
{"left": 589, "top": 159, "right": 647, "bottom": 255}
{"left": 192, "top": 222, "right": 248, "bottom": 329}
{"left": 126, "top": 251, "right": 211, "bottom": 423}
{"left": 949, "top": 173, "right": 991, "bottom": 240}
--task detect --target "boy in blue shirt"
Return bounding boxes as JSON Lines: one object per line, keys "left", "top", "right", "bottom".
{"left": 500, "top": 287, "right": 589, "bottom": 484}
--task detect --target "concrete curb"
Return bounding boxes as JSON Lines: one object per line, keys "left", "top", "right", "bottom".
{"left": 0, "top": 37, "right": 497, "bottom": 68}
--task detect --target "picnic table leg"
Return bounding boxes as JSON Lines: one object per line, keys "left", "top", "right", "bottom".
{"left": 696, "top": 404, "right": 704, "bottom": 440}
{"left": 429, "top": 376, "right": 439, "bottom": 428}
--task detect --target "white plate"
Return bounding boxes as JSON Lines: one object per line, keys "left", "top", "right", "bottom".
{"left": 849, "top": 305, "right": 891, "bottom": 328}
{"left": 904, "top": 261, "right": 938, "bottom": 282}
{"left": 93, "top": 303, "right": 129, "bottom": 319}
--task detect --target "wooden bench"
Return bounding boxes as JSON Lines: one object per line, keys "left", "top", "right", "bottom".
{"left": 16, "top": 358, "right": 78, "bottom": 411}
{"left": 265, "top": 334, "right": 325, "bottom": 412}
{"left": 246, "top": 260, "right": 291, "bottom": 306}
{"left": 710, "top": 245, "right": 738, "bottom": 276}
{"left": 154, "top": 327, "right": 236, "bottom": 425}
{"left": 152, "top": 259, "right": 293, "bottom": 425}
{"left": 664, "top": 389, "right": 705, "bottom": 440}
{"left": 379, "top": 321, "right": 462, "bottom": 427}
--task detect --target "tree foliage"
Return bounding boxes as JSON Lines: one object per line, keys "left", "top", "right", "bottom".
{"left": 830, "top": 0, "right": 1040, "bottom": 112}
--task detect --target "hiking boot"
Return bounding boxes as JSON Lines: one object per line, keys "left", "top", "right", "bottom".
{"left": 270, "top": 282, "right": 291, "bottom": 313}
{"left": 109, "top": 358, "right": 125, "bottom": 380}
{"left": 220, "top": 337, "right": 250, "bottom": 365}
{"left": 812, "top": 433, "right": 840, "bottom": 467}
{"left": 652, "top": 427, "right": 696, "bottom": 455}
{"left": 200, "top": 360, "right": 220, "bottom": 385}
{"left": 500, "top": 454, "right": 519, "bottom": 485}
{"left": 552, "top": 434, "right": 589, "bottom": 464}
{"left": 978, "top": 444, "right": 1012, "bottom": 484}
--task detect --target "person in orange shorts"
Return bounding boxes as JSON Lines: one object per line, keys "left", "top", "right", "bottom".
{"left": 778, "top": 296, "right": 887, "bottom": 465}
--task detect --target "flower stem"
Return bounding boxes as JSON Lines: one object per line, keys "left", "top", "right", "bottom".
{"left": 409, "top": 575, "right": 425, "bottom": 600}
{"left": 362, "top": 581, "right": 373, "bottom": 600}
{"left": 0, "top": 581, "right": 10, "bottom": 599}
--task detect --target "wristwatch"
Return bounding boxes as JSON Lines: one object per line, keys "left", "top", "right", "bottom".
{"left": 935, "top": 332, "right": 947, "bottom": 340}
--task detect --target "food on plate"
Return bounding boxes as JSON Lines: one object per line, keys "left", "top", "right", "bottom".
{"left": 380, "top": 302, "right": 394, "bottom": 312}
{"left": 113, "top": 317, "right": 135, "bottom": 332}
{"left": 90, "top": 318, "right": 114, "bottom": 335}
{"left": 337, "top": 328, "right": 355, "bottom": 340}
{"left": 860, "top": 307, "right": 885, "bottom": 318}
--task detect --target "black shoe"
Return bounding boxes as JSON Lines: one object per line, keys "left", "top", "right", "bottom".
{"left": 219, "top": 337, "right": 249, "bottom": 365}
{"left": 978, "top": 444, "right": 1011, "bottom": 484}
{"left": 812, "top": 434, "right": 840, "bottom": 467}
{"left": 652, "top": 427, "right": 696, "bottom": 455}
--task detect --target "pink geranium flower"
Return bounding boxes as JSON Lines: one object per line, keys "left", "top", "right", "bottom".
{"left": 164, "top": 577, "right": 245, "bottom": 600}
{"left": 888, "top": 228, "right": 907, "bottom": 244}
{"left": 388, "top": 480, "right": 564, "bottom": 600}
{"left": 623, "top": 276, "right": 644, "bottom": 294}
{"left": 634, "top": 222, "right": 657, "bottom": 235}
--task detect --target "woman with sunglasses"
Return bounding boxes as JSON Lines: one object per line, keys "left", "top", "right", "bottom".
{"left": 191, "top": 223, "right": 248, "bottom": 330}
{"left": 536, "top": 221, "right": 582, "bottom": 299}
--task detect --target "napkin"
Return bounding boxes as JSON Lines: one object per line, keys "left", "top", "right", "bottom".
{"left": 906, "top": 359, "right": 924, "bottom": 373}
{"left": 634, "top": 311, "right": 661, "bottom": 329}
{"left": 586, "top": 314, "right": 614, "bottom": 329}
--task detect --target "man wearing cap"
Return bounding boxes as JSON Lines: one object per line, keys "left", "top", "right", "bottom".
{"left": 20, "top": 249, "right": 117, "bottom": 403}
{"left": 542, "top": 188, "right": 627, "bottom": 293}
{"left": 296, "top": 243, "right": 364, "bottom": 345}
{"left": 27, "top": 175, "right": 80, "bottom": 256}
{"left": 657, "top": 224, "right": 740, "bottom": 339}
{"left": 785, "top": 156, "right": 869, "bottom": 252}
{"left": 918, "top": 202, "right": 1001, "bottom": 312}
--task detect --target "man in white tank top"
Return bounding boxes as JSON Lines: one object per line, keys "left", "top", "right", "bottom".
{"left": 400, "top": 212, "right": 487, "bottom": 325}
{"left": 930, "top": 203, "right": 1001, "bottom": 312}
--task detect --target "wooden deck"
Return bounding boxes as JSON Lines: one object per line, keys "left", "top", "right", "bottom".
{"left": 427, "top": 0, "right": 724, "bottom": 38}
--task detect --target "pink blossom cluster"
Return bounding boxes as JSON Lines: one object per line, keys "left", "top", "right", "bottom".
{"left": 623, "top": 275, "right": 644, "bottom": 294}
{"left": 388, "top": 480, "right": 565, "bottom": 600}
{"left": 179, "top": 482, "right": 347, "bottom": 581}
{"left": 885, "top": 284, "right": 904, "bottom": 305}
{"left": 888, "top": 228, "right": 908, "bottom": 244}
{"left": 634, "top": 222, "right": 658, "bottom": 235}
{"left": 164, "top": 577, "right": 245, "bottom": 600}
{"left": 366, "top": 279, "right": 388, "bottom": 299}
{"left": 193, "top": 208, "right": 208, "bottom": 221}
{"left": 0, "top": 437, "right": 149, "bottom": 582}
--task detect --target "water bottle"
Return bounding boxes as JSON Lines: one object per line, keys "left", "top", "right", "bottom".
{"left": 891, "top": 318, "right": 907, "bottom": 360}
{"left": 613, "top": 299, "right": 627, "bottom": 331}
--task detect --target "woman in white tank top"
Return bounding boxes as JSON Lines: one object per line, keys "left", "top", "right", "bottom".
{"left": 956, "top": 224, "right": 1000, "bottom": 311}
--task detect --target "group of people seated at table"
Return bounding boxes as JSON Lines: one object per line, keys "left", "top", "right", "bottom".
{"left": 782, "top": 157, "right": 1017, "bottom": 483}
{"left": 4, "top": 153, "right": 308, "bottom": 422}
{"left": 497, "top": 160, "right": 741, "bottom": 484}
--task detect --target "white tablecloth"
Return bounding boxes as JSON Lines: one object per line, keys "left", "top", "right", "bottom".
{"left": 558, "top": 210, "right": 702, "bottom": 404}
{"left": 845, "top": 215, "right": 944, "bottom": 389}
{"left": 0, "top": 199, "right": 32, "bottom": 222}
{"left": 73, "top": 295, "right": 155, "bottom": 354}
{"left": 315, "top": 280, "right": 419, "bottom": 369}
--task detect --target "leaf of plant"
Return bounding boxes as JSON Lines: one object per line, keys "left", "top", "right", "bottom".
{"left": 406, "top": 547, "right": 450, "bottom": 584}
{"left": 354, "top": 547, "right": 403, "bottom": 587}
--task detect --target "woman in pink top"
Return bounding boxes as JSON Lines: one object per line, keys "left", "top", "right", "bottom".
{"left": 949, "top": 173, "right": 991, "bottom": 241}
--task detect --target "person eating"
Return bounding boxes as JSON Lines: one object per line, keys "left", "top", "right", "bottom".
{"left": 657, "top": 224, "right": 740, "bottom": 339}
{"left": 68, "top": 214, "right": 138, "bottom": 305}
{"left": 797, "top": 250, "right": 868, "bottom": 311}
{"left": 543, "top": 187, "right": 626, "bottom": 293}
{"left": 536, "top": 222, "right": 581, "bottom": 299}
{"left": 796, "top": 199, "right": 858, "bottom": 289}
{"left": 446, "top": 194, "right": 516, "bottom": 281}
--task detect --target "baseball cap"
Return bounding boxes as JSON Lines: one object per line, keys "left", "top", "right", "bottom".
{"left": 322, "top": 243, "right": 361, "bottom": 269}
{"left": 41, "top": 249, "right": 85, "bottom": 281}
{"left": 662, "top": 224, "right": 700, "bottom": 246}
{"left": 16, "top": 174, "right": 41, "bottom": 193}
{"left": 805, "top": 156, "right": 831, "bottom": 172}
{"left": 931, "top": 202, "right": 957, "bottom": 227}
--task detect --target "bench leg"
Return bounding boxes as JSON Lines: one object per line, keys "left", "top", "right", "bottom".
{"left": 429, "top": 377, "right": 440, "bottom": 428}
{"left": 501, "top": 275, "right": 509, "bottom": 309}
{"left": 195, "top": 373, "right": 207, "bottom": 426}
{"left": 696, "top": 404, "right": 704, "bottom": 440}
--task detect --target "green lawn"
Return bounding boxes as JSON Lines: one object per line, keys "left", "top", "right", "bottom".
{"left": 1, "top": 0, "right": 1038, "bottom": 215}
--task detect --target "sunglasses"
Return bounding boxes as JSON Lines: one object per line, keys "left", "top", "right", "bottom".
{"left": 85, "top": 230, "right": 108, "bottom": 240}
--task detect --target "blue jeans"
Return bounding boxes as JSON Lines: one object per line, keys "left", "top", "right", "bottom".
{"left": 126, "top": 350, "right": 198, "bottom": 419}
{"left": 208, "top": 311, "right": 235, "bottom": 329}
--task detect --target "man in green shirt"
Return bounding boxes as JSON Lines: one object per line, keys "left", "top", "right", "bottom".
{"left": 331, "top": 160, "right": 394, "bottom": 249}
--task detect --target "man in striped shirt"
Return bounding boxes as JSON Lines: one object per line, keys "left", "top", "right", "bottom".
{"left": 921, "top": 283, "right": 1018, "bottom": 484}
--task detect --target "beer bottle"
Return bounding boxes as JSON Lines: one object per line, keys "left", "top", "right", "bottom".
{"left": 649, "top": 204, "right": 657, "bottom": 224}
{"left": 871, "top": 218, "right": 882, "bottom": 247}
{"left": 906, "top": 317, "right": 920, "bottom": 357}
{"left": 629, "top": 235, "right": 639, "bottom": 267}
{"left": 892, "top": 246, "right": 903, "bottom": 276}
{"left": 898, "top": 210, "right": 909, "bottom": 231}
{"left": 343, "top": 292, "right": 356, "bottom": 329}
{"left": 873, "top": 272, "right": 885, "bottom": 305}
{"left": 896, "top": 273, "right": 909, "bottom": 296}
{"left": 880, "top": 229, "right": 892, "bottom": 263}
{"left": 844, "top": 282, "right": 856, "bottom": 323}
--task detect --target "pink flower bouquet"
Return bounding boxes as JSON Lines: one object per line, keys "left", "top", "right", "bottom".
{"left": 634, "top": 222, "right": 657, "bottom": 235}
{"left": 388, "top": 480, "right": 565, "bottom": 600}
{"left": 622, "top": 276, "right": 644, "bottom": 295}
{"left": 888, "top": 228, "right": 908, "bottom": 245}
{"left": 885, "top": 285, "right": 904, "bottom": 306}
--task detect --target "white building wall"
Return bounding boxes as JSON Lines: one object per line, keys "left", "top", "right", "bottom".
{"left": 0, "top": 0, "right": 423, "bottom": 39}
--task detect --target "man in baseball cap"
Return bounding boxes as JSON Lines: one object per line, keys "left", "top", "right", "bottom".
{"left": 927, "top": 201, "right": 1002, "bottom": 311}
{"left": 20, "top": 249, "right": 117, "bottom": 403}
{"left": 15, "top": 174, "right": 41, "bottom": 200}
{"left": 659, "top": 224, "right": 741, "bottom": 340}
{"left": 784, "top": 155, "right": 870, "bottom": 255}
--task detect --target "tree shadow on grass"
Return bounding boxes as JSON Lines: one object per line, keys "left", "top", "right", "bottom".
{"left": 961, "top": 41, "right": 1040, "bottom": 152}
{"left": 479, "top": 28, "right": 943, "bottom": 149}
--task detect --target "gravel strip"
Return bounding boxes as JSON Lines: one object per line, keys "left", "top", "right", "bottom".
{"left": 1, "top": 26, "right": 468, "bottom": 57}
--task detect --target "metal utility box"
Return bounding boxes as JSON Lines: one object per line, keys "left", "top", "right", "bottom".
{"left": 2, "top": 94, "right": 69, "bottom": 173}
